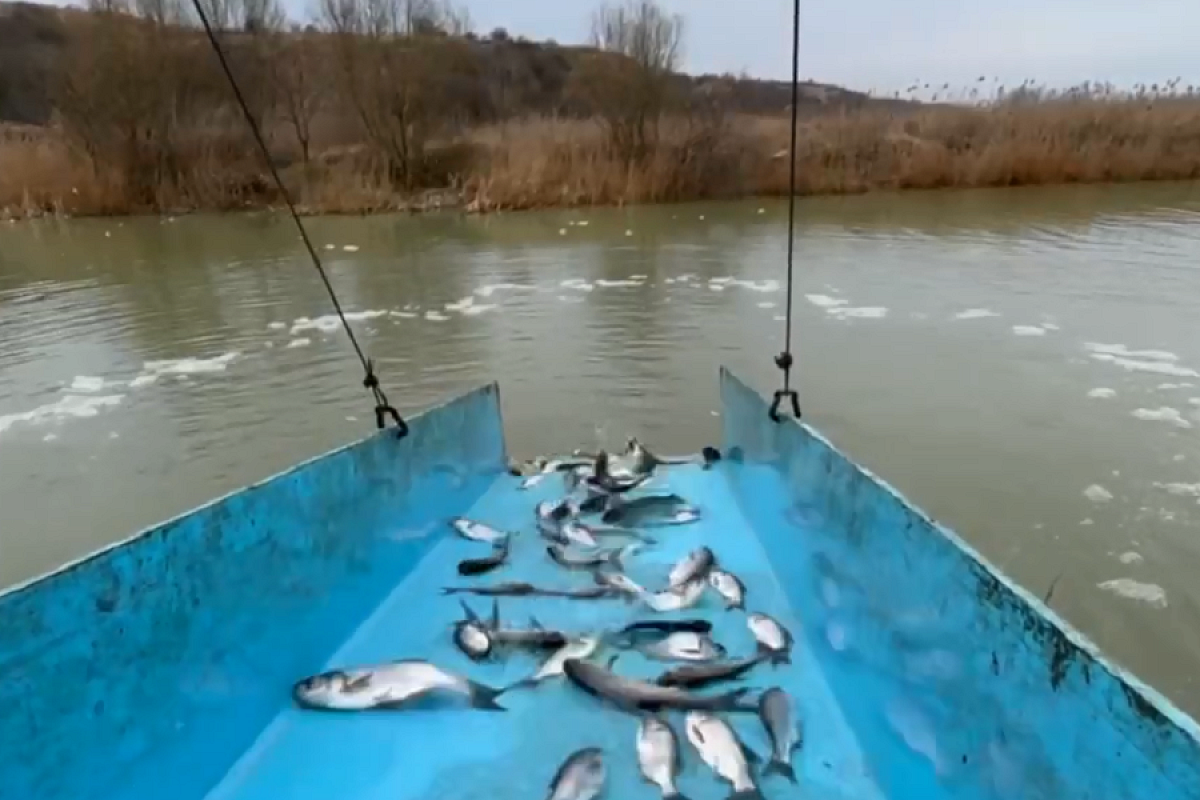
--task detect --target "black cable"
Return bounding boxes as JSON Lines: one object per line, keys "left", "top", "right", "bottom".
{"left": 769, "top": 0, "right": 803, "bottom": 423}
{"left": 187, "top": 1, "right": 408, "bottom": 437}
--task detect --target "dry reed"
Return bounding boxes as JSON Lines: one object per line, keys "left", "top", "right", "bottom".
{"left": 5, "top": 98, "right": 1200, "bottom": 220}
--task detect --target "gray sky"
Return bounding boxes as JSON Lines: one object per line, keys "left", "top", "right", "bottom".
{"left": 48, "top": 0, "right": 1199, "bottom": 94}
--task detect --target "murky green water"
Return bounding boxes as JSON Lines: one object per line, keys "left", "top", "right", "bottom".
{"left": 3, "top": 184, "right": 1200, "bottom": 713}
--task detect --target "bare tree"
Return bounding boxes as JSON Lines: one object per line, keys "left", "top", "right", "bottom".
{"left": 576, "top": 0, "right": 684, "bottom": 163}
{"left": 273, "top": 30, "right": 328, "bottom": 165}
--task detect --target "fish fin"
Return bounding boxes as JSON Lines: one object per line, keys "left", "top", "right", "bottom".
{"left": 715, "top": 687, "right": 756, "bottom": 712}
{"left": 764, "top": 760, "right": 798, "bottom": 784}
{"left": 529, "top": 616, "right": 544, "bottom": 630}
{"left": 771, "top": 651, "right": 792, "bottom": 667}
{"left": 607, "top": 654, "right": 620, "bottom": 669}
{"left": 466, "top": 680, "right": 507, "bottom": 711}
{"left": 458, "top": 599, "right": 480, "bottom": 622}
{"left": 740, "top": 743, "right": 763, "bottom": 766}
{"left": 344, "top": 674, "right": 372, "bottom": 691}
{"left": 701, "top": 446, "right": 722, "bottom": 469}
{"left": 490, "top": 599, "right": 500, "bottom": 630}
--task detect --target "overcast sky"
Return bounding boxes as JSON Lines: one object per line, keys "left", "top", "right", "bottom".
{"left": 48, "top": 0, "right": 1200, "bottom": 94}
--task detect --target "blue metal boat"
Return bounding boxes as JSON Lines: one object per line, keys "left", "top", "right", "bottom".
{"left": 3, "top": 369, "right": 1199, "bottom": 800}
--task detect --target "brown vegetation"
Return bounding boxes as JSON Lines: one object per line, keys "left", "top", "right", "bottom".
{"left": 2, "top": 0, "right": 1200, "bottom": 220}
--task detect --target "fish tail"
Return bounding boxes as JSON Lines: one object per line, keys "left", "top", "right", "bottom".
{"left": 728, "top": 789, "right": 764, "bottom": 800}
{"left": 466, "top": 680, "right": 507, "bottom": 711}
{"left": 764, "top": 758, "right": 798, "bottom": 784}
{"left": 713, "top": 687, "right": 755, "bottom": 711}
{"left": 771, "top": 651, "right": 792, "bottom": 667}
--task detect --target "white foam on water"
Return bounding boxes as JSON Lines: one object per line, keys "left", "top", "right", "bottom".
{"left": 558, "top": 228, "right": 567, "bottom": 236}
{"left": 0, "top": 394, "right": 124, "bottom": 437}
{"left": 424, "top": 310, "right": 450, "bottom": 321}
{"left": 595, "top": 278, "right": 644, "bottom": 288}
{"left": 576, "top": 220, "right": 589, "bottom": 227}
{"left": 141, "top": 351, "right": 239, "bottom": 376}
{"left": 1012, "top": 325, "right": 1047, "bottom": 336}
{"left": 829, "top": 306, "right": 888, "bottom": 319}
{"left": 1097, "top": 578, "right": 1167, "bottom": 609}
{"left": 773, "top": 315, "right": 786, "bottom": 322}
{"left": 806, "top": 294, "right": 847, "bottom": 308}
{"left": 43, "top": 433, "right": 58, "bottom": 442}
{"left": 625, "top": 229, "right": 633, "bottom": 237}
{"left": 69, "top": 375, "right": 107, "bottom": 392}
{"left": 291, "top": 310, "right": 386, "bottom": 335}
{"left": 1088, "top": 353, "right": 1199, "bottom": 378}
{"left": 729, "top": 278, "right": 780, "bottom": 292}
{"left": 560, "top": 278, "right": 594, "bottom": 292}
{"left": 267, "top": 321, "right": 286, "bottom": 331}
{"left": 1131, "top": 407, "right": 1192, "bottom": 428}
{"left": 758, "top": 302, "right": 776, "bottom": 309}
{"left": 708, "top": 283, "right": 727, "bottom": 292}
{"left": 1086, "top": 343, "right": 1178, "bottom": 361}
{"left": 1087, "top": 388, "right": 1116, "bottom": 399}
{"left": 475, "top": 282, "right": 530, "bottom": 298}
{"left": 128, "top": 374, "right": 158, "bottom": 389}
{"left": 1084, "top": 484, "right": 1114, "bottom": 503}
{"left": 323, "top": 244, "right": 335, "bottom": 251}
{"left": 1119, "top": 551, "right": 1144, "bottom": 565}
{"left": 557, "top": 295, "right": 585, "bottom": 304}
{"left": 1191, "top": 398, "right": 1200, "bottom": 406}
{"left": 1157, "top": 382, "right": 1194, "bottom": 390}
{"left": 1042, "top": 322, "right": 1061, "bottom": 331}
{"left": 1154, "top": 482, "right": 1200, "bottom": 497}
{"left": 287, "top": 338, "right": 311, "bottom": 349}
{"left": 342, "top": 244, "right": 359, "bottom": 252}
{"left": 710, "top": 277, "right": 733, "bottom": 285}
{"left": 1080, "top": 518, "right": 1094, "bottom": 526}
{"left": 390, "top": 311, "right": 418, "bottom": 319}
{"left": 757, "top": 207, "right": 766, "bottom": 214}
{"left": 952, "top": 308, "right": 1000, "bottom": 320}
{"left": 445, "top": 296, "right": 499, "bottom": 316}
{"left": 1173, "top": 454, "right": 1187, "bottom": 462}
{"left": 630, "top": 274, "right": 647, "bottom": 280}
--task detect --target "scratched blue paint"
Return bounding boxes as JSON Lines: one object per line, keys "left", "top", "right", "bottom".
{"left": 0, "top": 383, "right": 507, "bottom": 800}
{"left": 5, "top": 372, "right": 1200, "bottom": 800}
{"left": 720, "top": 366, "right": 1200, "bottom": 799}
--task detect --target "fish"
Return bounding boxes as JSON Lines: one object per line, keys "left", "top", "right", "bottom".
{"left": 452, "top": 619, "right": 493, "bottom": 661}
{"left": 747, "top": 612, "right": 793, "bottom": 665}
{"left": 593, "top": 568, "right": 648, "bottom": 600}
{"left": 292, "top": 659, "right": 506, "bottom": 711}
{"left": 668, "top": 547, "right": 716, "bottom": 589}
{"left": 520, "top": 457, "right": 594, "bottom": 490}
{"left": 758, "top": 687, "right": 802, "bottom": 783}
{"left": 655, "top": 655, "right": 766, "bottom": 690}
{"left": 637, "top": 631, "right": 726, "bottom": 662}
{"left": 684, "top": 711, "right": 763, "bottom": 800}
{"left": 548, "top": 542, "right": 638, "bottom": 571}
{"left": 457, "top": 537, "right": 511, "bottom": 576}
{"left": 492, "top": 620, "right": 569, "bottom": 651}
{"left": 620, "top": 619, "right": 714, "bottom": 638}
{"left": 586, "top": 451, "right": 652, "bottom": 495}
{"left": 643, "top": 579, "right": 707, "bottom": 612}
{"left": 450, "top": 517, "right": 510, "bottom": 544}
{"left": 602, "top": 495, "right": 701, "bottom": 527}
{"left": 562, "top": 658, "right": 755, "bottom": 714}
{"left": 442, "top": 582, "right": 619, "bottom": 600}
{"left": 637, "top": 715, "right": 690, "bottom": 800}
{"left": 546, "top": 747, "right": 606, "bottom": 800}
{"left": 708, "top": 568, "right": 747, "bottom": 610}
{"left": 506, "top": 636, "right": 602, "bottom": 691}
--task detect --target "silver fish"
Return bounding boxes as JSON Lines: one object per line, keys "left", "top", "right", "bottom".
{"left": 655, "top": 655, "right": 765, "bottom": 690}
{"left": 593, "top": 568, "right": 647, "bottom": 600}
{"left": 637, "top": 716, "right": 690, "bottom": 800}
{"left": 668, "top": 547, "right": 716, "bottom": 589}
{"left": 548, "top": 542, "right": 638, "bottom": 571}
{"left": 457, "top": 537, "right": 511, "bottom": 576}
{"left": 638, "top": 631, "right": 726, "bottom": 662}
{"left": 507, "top": 636, "right": 602, "bottom": 691}
{"left": 644, "top": 579, "right": 707, "bottom": 612}
{"left": 292, "top": 659, "right": 505, "bottom": 711}
{"left": 708, "top": 568, "right": 746, "bottom": 610}
{"left": 747, "top": 612, "right": 793, "bottom": 665}
{"left": 759, "top": 687, "right": 802, "bottom": 783}
{"left": 453, "top": 620, "right": 493, "bottom": 661}
{"left": 450, "top": 517, "right": 509, "bottom": 544}
{"left": 684, "top": 711, "right": 763, "bottom": 800}
{"left": 547, "top": 747, "right": 606, "bottom": 800}
{"left": 562, "top": 521, "right": 600, "bottom": 548}
{"left": 562, "top": 658, "right": 755, "bottom": 714}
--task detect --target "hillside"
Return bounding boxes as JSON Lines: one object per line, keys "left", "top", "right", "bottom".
{"left": 0, "top": 0, "right": 898, "bottom": 126}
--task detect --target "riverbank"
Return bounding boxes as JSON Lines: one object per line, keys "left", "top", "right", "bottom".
{"left": 5, "top": 98, "right": 1200, "bottom": 221}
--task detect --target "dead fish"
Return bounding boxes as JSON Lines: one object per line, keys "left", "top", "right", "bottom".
{"left": 563, "top": 658, "right": 755, "bottom": 714}
{"left": 506, "top": 636, "right": 602, "bottom": 691}
{"left": 655, "top": 655, "right": 766, "bottom": 690}
{"left": 520, "top": 457, "right": 593, "bottom": 490}
{"left": 747, "top": 612, "right": 793, "bottom": 665}
{"left": 442, "top": 582, "right": 619, "bottom": 600}
{"left": 587, "top": 451, "right": 651, "bottom": 494}
{"left": 637, "top": 715, "right": 690, "bottom": 800}
{"left": 292, "top": 659, "right": 505, "bottom": 711}
{"left": 548, "top": 542, "right": 639, "bottom": 571}
{"left": 644, "top": 579, "right": 707, "bottom": 612}
{"left": 492, "top": 617, "right": 569, "bottom": 651}
{"left": 603, "top": 495, "right": 701, "bottom": 527}
{"left": 547, "top": 747, "right": 606, "bottom": 800}
{"left": 685, "top": 711, "right": 763, "bottom": 799}
{"left": 637, "top": 631, "right": 726, "bottom": 662}
{"left": 620, "top": 619, "right": 714, "bottom": 638}
{"left": 758, "top": 687, "right": 802, "bottom": 783}
{"left": 708, "top": 568, "right": 747, "bottom": 610}
{"left": 668, "top": 547, "right": 716, "bottom": 589}
{"left": 452, "top": 599, "right": 499, "bottom": 661}
{"left": 457, "top": 537, "right": 511, "bottom": 576}
{"left": 593, "top": 568, "right": 648, "bottom": 600}
{"left": 450, "top": 517, "right": 509, "bottom": 544}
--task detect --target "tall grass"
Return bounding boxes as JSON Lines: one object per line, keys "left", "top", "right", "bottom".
{"left": 5, "top": 96, "right": 1200, "bottom": 220}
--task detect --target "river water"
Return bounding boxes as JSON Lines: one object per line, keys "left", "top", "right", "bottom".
{"left": 2, "top": 184, "right": 1200, "bottom": 713}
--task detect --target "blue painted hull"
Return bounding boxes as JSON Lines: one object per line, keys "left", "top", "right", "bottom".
{"left": 2, "top": 371, "right": 1197, "bottom": 800}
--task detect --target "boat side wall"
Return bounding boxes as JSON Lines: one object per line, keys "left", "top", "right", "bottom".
{"left": 719, "top": 367, "right": 1200, "bottom": 799}
{"left": 0, "top": 383, "right": 507, "bottom": 800}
